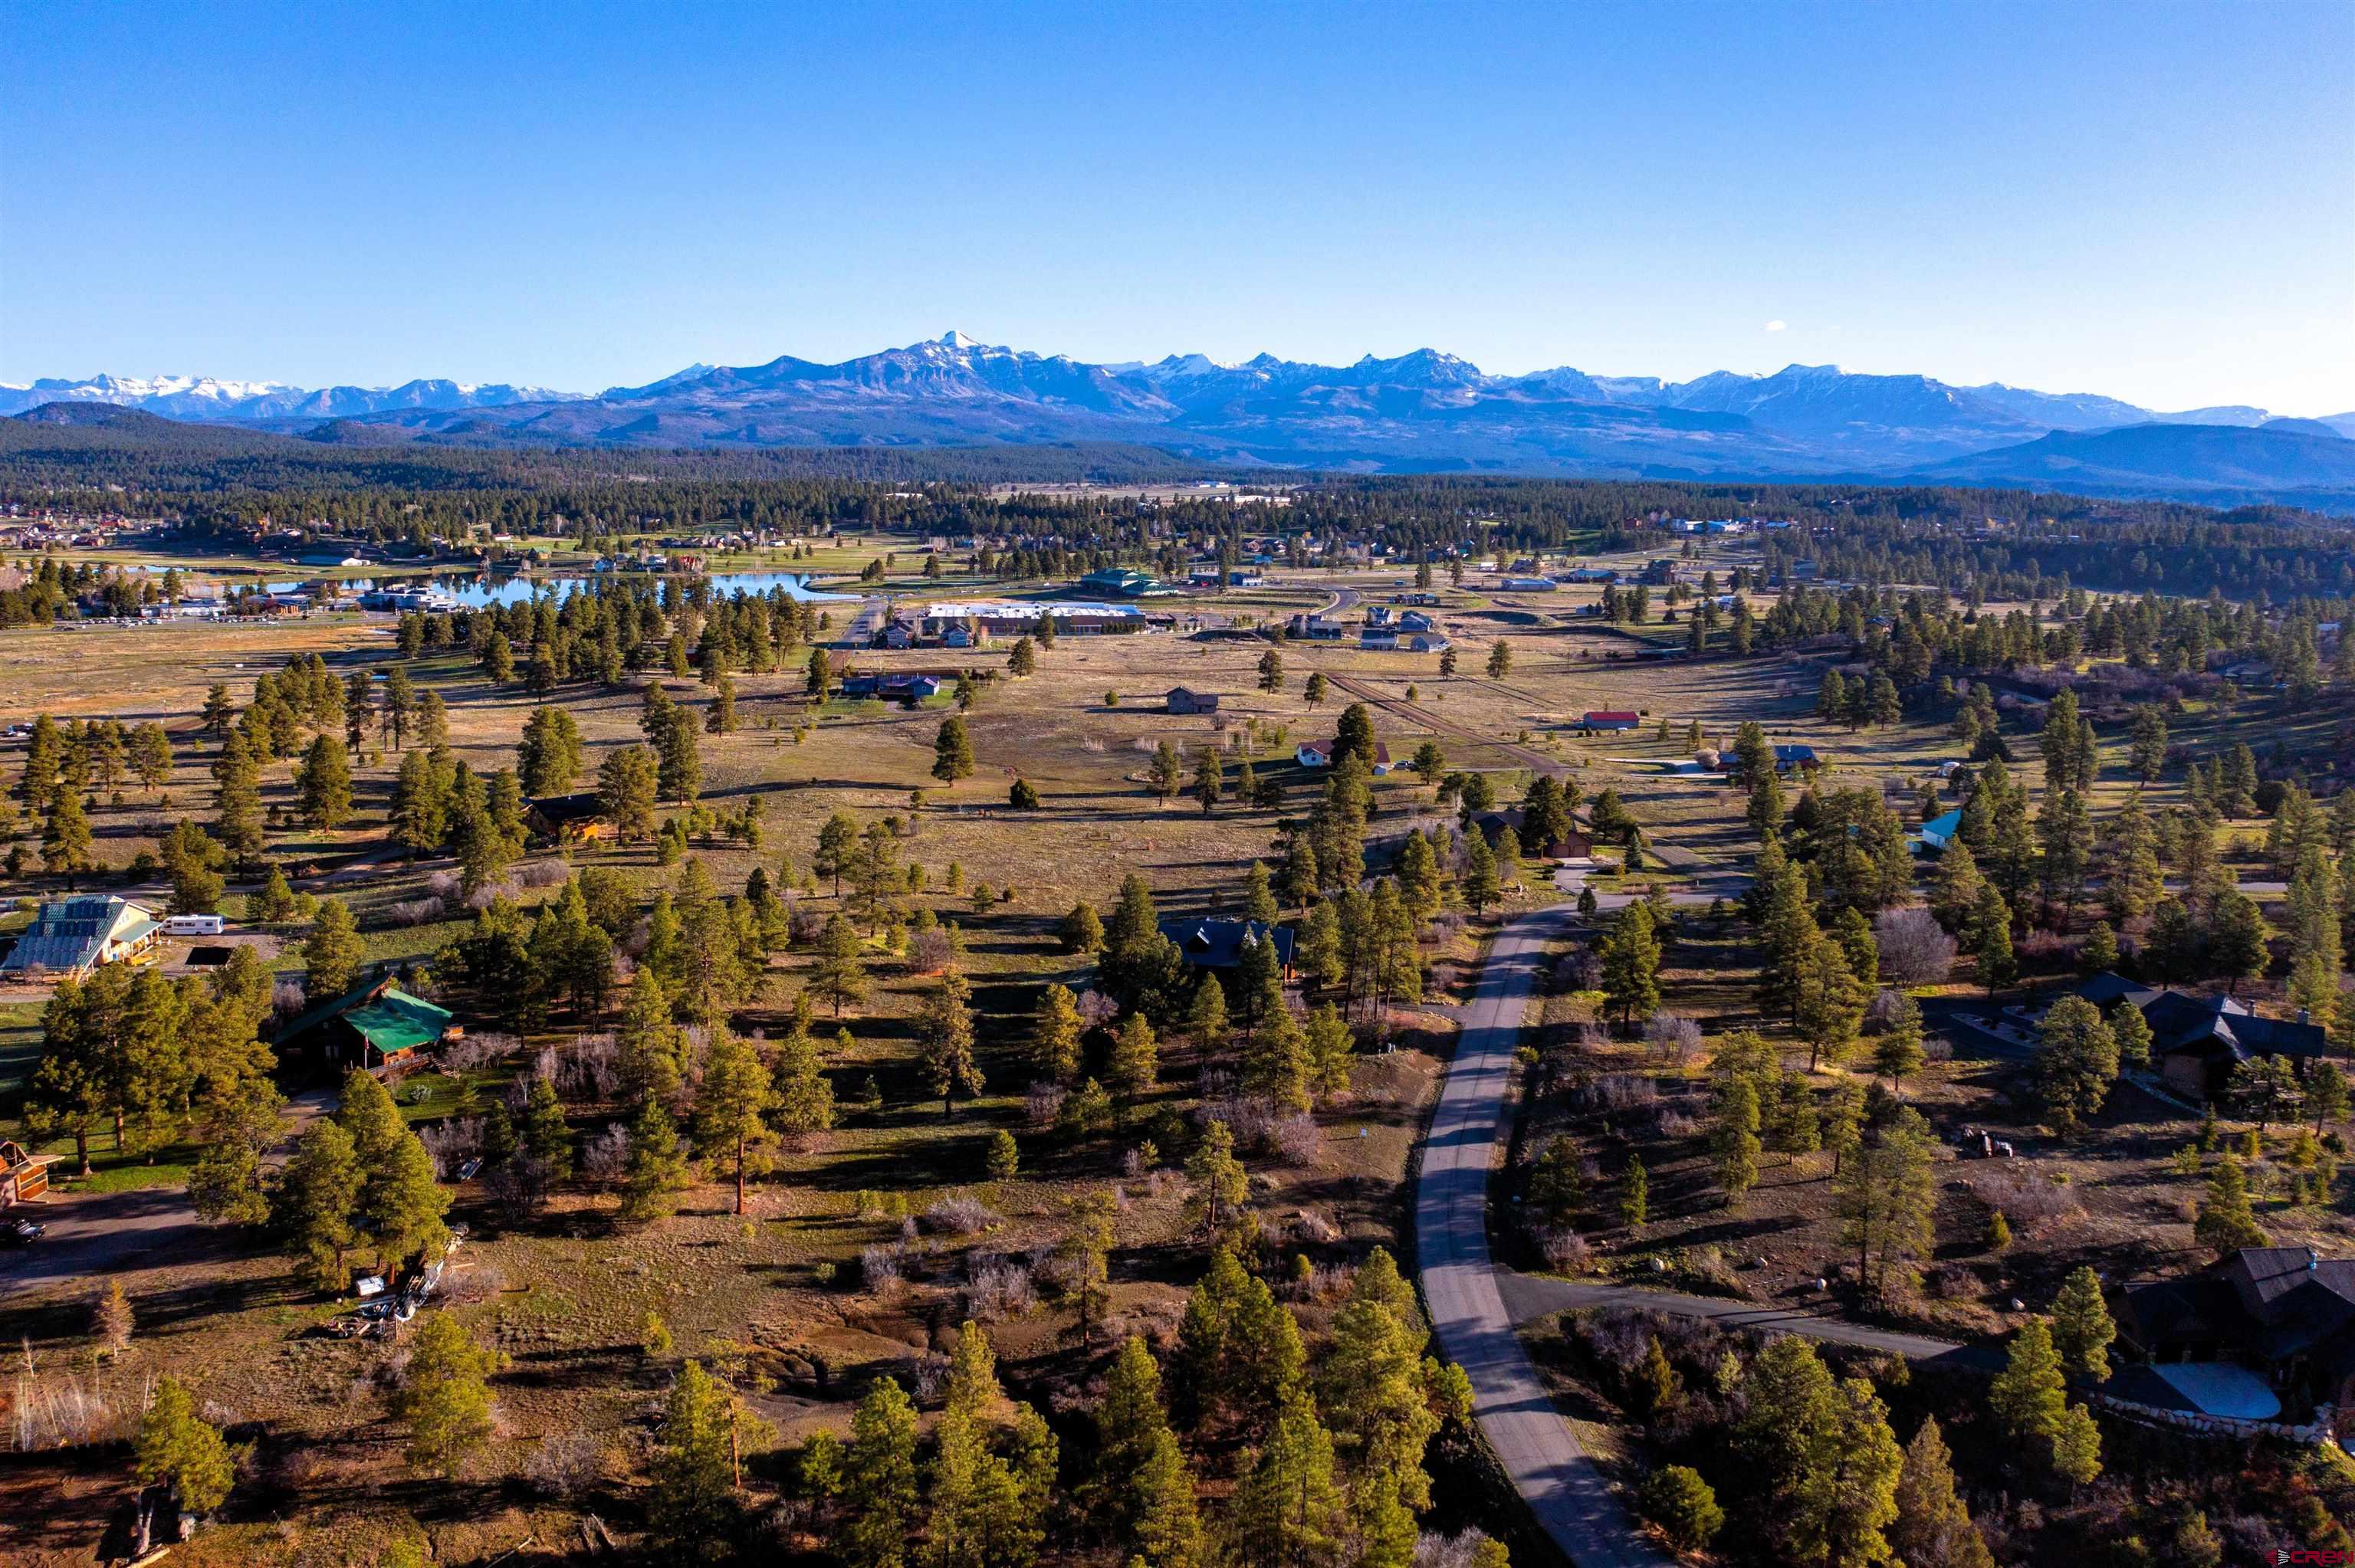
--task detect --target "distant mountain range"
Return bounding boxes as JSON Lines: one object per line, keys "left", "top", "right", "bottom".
{"left": 8, "top": 334, "right": 2353, "bottom": 506}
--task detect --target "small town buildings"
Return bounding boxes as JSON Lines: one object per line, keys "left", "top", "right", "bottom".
{"left": 1580, "top": 710, "right": 1642, "bottom": 733}
{"left": 277, "top": 975, "right": 455, "bottom": 1077}
{"left": 1561, "top": 567, "right": 1618, "bottom": 583}
{"left": 1157, "top": 917, "right": 1296, "bottom": 979}
{"left": 2117, "top": 1247, "right": 2355, "bottom": 1418}
{"left": 1398, "top": 611, "right": 1439, "bottom": 632}
{"left": 1361, "top": 627, "right": 1401, "bottom": 651}
{"left": 0, "top": 896, "right": 163, "bottom": 979}
{"left": 1166, "top": 687, "right": 1220, "bottom": 715}
{"left": 1392, "top": 592, "right": 1441, "bottom": 605}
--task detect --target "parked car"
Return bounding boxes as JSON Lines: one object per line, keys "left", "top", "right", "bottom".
{"left": 3, "top": 1217, "right": 47, "bottom": 1245}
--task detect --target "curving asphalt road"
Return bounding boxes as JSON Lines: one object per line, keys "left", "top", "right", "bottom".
{"left": 1415, "top": 902, "right": 1670, "bottom": 1568}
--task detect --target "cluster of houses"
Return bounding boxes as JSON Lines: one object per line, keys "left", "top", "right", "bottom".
{"left": 1282, "top": 608, "right": 1448, "bottom": 652}
{"left": 877, "top": 599, "right": 1155, "bottom": 649}
{"left": 1358, "top": 605, "right": 1449, "bottom": 652}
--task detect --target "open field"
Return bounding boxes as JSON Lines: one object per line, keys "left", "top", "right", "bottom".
{"left": 7, "top": 526, "right": 2355, "bottom": 1561}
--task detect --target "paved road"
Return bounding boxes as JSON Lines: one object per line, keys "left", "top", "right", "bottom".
{"left": 1552, "top": 858, "right": 1750, "bottom": 911}
{"left": 1417, "top": 903, "right": 1670, "bottom": 1568}
{"left": 1495, "top": 1274, "right": 2000, "bottom": 1373}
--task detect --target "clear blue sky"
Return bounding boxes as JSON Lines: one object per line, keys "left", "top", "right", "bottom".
{"left": 5, "top": 2, "right": 2350, "bottom": 413}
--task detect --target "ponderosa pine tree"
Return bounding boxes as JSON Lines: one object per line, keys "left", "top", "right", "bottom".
{"left": 695, "top": 1027, "right": 777, "bottom": 1214}
{"left": 392, "top": 1313, "right": 499, "bottom": 1478}
{"left": 649, "top": 1360, "right": 739, "bottom": 1556}
{"left": 1887, "top": 1416, "right": 1994, "bottom": 1568}
{"left": 136, "top": 1376, "right": 235, "bottom": 1518}
{"left": 840, "top": 1378, "right": 920, "bottom": 1568}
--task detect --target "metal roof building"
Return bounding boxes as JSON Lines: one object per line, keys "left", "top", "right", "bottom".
{"left": 0, "top": 895, "right": 163, "bottom": 978}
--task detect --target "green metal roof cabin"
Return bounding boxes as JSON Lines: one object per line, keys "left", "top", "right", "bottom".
{"left": 278, "top": 974, "right": 454, "bottom": 1076}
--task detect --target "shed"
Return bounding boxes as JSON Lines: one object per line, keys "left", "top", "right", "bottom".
{"left": 2, "top": 1140, "right": 54, "bottom": 1207}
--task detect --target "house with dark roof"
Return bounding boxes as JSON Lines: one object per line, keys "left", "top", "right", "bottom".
{"left": 278, "top": 975, "right": 455, "bottom": 1077}
{"left": 2118, "top": 1248, "right": 2355, "bottom": 1417}
{"left": 1774, "top": 743, "right": 1818, "bottom": 771}
{"left": 2074, "top": 973, "right": 2327, "bottom": 1101}
{"left": 1473, "top": 808, "right": 1592, "bottom": 861}
{"left": 526, "top": 792, "right": 615, "bottom": 844}
{"left": 1167, "top": 687, "right": 1220, "bottom": 715}
{"left": 1157, "top": 917, "right": 1295, "bottom": 979}
{"left": 0, "top": 896, "right": 163, "bottom": 979}
{"left": 1581, "top": 710, "right": 1641, "bottom": 733}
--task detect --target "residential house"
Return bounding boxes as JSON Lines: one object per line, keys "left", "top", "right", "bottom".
{"left": 2117, "top": 1247, "right": 2355, "bottom": 1418}
{"left": 526, "top": 793, "right": 616, "bottom": 844}
{"left": 1774, "top": 744, "right": 1819, "bottom": 771}
{"left": 1580, "top": 710, "right": 1642, "bottom": 733}
{"left": 1499, "top": 576, "right": 1558, "bottom": 592}
{"left": 1361, "top": 626, "right": 1401, "bottom": 651}
{"left": 277, "top": 975, "right": 455, "bottom": 1078}
{"left": 1296, "top": 740, "right": 1334, "bottom": 767}
{"left": 1166, "top": 687, "right": 1220, "bottom": 715}
{"left": 1288, "top": 614, "right": 1344, "bottom": 641}
{"left": 1473, "top": 808, "right": 1592, "bottom": 861}
{"left": 1917, "top": 809, "right": 1963, "bottom": 853}
{"left": 1156, "top": 917, "right": 1297, "bottom": 979}
{"left": 1407, "top": 633, "right": 1451, "bottom": 653}
{"left": 0, "top": 896, "right": 163, "bottom": 979}
{"left": 2076, "top": 973, "right": 2329, "bottom": 1101}
{"left": 1398, "top": 611, "right": 1438, "bottom": 632}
